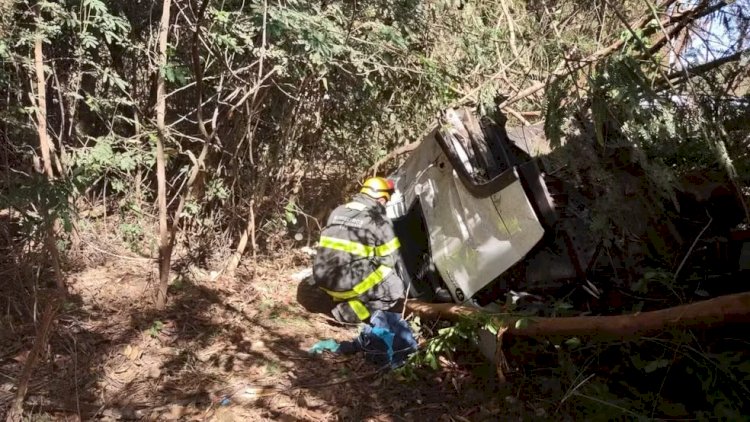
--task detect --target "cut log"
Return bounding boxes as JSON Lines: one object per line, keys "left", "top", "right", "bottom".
{"left": 405, "top": 291, "right": 750, "bottom": 342}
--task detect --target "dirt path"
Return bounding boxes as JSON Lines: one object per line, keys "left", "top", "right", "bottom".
{"left": 1, "top": 251, "right": 519, "bottom": 421}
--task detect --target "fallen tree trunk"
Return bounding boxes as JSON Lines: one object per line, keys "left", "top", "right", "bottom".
{"left": 405, "top": 291, "right": 750, "bottom": 342}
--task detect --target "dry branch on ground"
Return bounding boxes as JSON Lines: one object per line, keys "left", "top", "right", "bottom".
{"left": 405, "top": 292, "right": 750, "bottom": 342}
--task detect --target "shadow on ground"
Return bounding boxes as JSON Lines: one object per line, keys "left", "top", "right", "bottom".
{"left": 1, "top": 255, "right": 510, "bottom": 421}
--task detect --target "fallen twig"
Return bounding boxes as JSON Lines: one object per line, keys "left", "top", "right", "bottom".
{"left": 292, "top": 368, "right": 384, "bottom": 390}
{"left": 672, "top": 212, "right": 712, "bottom": 283}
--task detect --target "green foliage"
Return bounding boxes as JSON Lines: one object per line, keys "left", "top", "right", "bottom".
{"left": 540, "top": 46, "right": 750, "bottom": 268}
{"left": 148, "top": 320, "right": 164, "bottom": 338}
{"left": 284, "top": 198, "right": 298, "bottom": 226}
{"left": 402, "top": 313, "right": 507, "bottom": 372}
{"left": 543, "top": 80, "right": 572, "bottom": 148}
{"left": 118, "top": 222, "right": 143, "bottom": 252}
{"left": 70, "top": 136, "right": 152, "bottom": 197}
{"left": 503, "top": 331, "right": 750, "bottom": 420}
{"left": 205, "top": 178, "right": 229, "bottom": 202}
{"left": 1, "top": 175, "right": 75, "bottom": 236}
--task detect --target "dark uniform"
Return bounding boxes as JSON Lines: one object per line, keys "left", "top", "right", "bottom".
{"left": 313, "top": 193, "right": 410, "bottom": 323}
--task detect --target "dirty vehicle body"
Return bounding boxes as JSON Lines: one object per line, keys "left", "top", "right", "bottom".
{"left": 386, "top": 108, "right": 598, "bottom": 307}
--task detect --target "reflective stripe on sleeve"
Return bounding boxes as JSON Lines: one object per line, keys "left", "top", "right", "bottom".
{"left": 320, "top": 236, "right": 372, "bottom": 257}
{"left": 347, "top": 299, "right": 371, "bottom": 320}
{"left": 375, "top": 237, "right": 400, "bottom": 256}
{"left": 320, "top": 265, "right": 393, "bottom": 300}
{"left": 345, "top": 202, "right": 367, "bottom": 211}
{"left": 319, "top": 236, "right": 401, "bottom": 257}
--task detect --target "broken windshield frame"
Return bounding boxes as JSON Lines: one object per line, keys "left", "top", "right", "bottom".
{"left": 433, "top": 121, "right": 518, "bottom": 199}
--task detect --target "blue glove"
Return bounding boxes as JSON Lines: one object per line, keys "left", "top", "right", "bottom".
{"left": 308, "top": 339, "right": 341, "bottom": 355}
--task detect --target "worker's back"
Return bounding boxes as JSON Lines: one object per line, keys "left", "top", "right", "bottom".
{"left": 313, "top": 194, "right": 389, "bottom": 292}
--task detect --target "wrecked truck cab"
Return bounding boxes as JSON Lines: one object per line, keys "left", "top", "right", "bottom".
{"left": 386, "top": 108, "right": 560, "bottom": 306}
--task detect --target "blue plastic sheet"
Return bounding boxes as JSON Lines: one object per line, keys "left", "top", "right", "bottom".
{"left": 338, "top": 310, "right": 418, "bottom": 368}
{"left": 308, "top": 339, "right": 341, "bottom": 354}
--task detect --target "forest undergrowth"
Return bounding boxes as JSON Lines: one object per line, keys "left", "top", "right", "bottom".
{"left": 2, "top": 0, "right": 750, "bottom": 419}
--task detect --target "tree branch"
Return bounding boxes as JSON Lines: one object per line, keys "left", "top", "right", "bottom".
{"left": 645, "top": 0, "right": 734, "bottom": 59}
{"left": 191, "top": 0, "right": 216, "bottom": 143}
{"left": 405, "top": 292, "right": 750, "bottom": 342}
{"left": 665, "top": 47, "right": 750, "bottom": 83}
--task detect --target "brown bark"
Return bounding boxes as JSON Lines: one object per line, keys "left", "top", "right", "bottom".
{"left": 154, "top": 0, "right": 173, "bottom": 309}
{"left": 8, "top": 13, "right": 68, "bottom": 418}
{"left": 33, "top": 8, "right": 53, "bottom": 180}
{"left": 5, "top": 298, "right": 61, "bottom": 422}
{"left": 32, "top": 5, "right": 66, "bottom": 295}
{"left": 153, "top": 0, "right": 215, "bottom": 288}
{"left": 226, "top": 198, "right": 256, "bottom": 274}
{"left": 405, "top": 292, "right": 750, "bottom": 342}
{"left": 227, "top": 0, "right": 269, "bottom": 273}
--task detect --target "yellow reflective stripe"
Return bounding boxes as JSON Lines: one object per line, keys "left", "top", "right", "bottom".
{"left": 348, "top": 299, "right": 370, "bottom": 320}
{"left": 320, "top": 236, "right": 400, "bottom": 258}
{"left": 319, "top": 236, "right": 373, "bottom": 257}
{"left": 375, "top": 237, "right": 401, "bottom": 256}
{"left": 351, "top": 265, "right": 392, "bottom": 295}
{"left": 319, "top": 265, "right": 393, "bottom": 301}
{"left": 321, "top": 286, "right": 360, "bottom": 300}
{"left": 345, "top": 202, "right": 367, "bottom": 211}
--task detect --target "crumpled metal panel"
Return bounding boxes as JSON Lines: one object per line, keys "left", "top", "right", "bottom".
{"left": 387, "top": 124, "right": 546, "bottom": 304}
{"left": 420, "top": 164, "right": 544, "bottom": 303}
{"left": 394, "top": 140, "right": 542, "bottom": 302}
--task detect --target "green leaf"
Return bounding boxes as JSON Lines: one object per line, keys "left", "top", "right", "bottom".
{"left": 514, "top": 318, "right": 530, "bottom": 329}
{"left": 149, "top": 320, "right": 164, "bottom": 338}
{"left": 117, "top": 154, "right": 137, "bottom": 172}
{"left": 426, "top": 353, "right": 438, "bottom": 370}
{"left": 284, "top": 199, "right": 298, "bottom": 225}
{"left": 564, "top": 337, "right": 581, "bottom": 349}
{"left": 110, "top": 178, "right": 125, "bottom": 193}
{"left": 164, "top": 66, "right": 175, "bottom": 83}
{"left": 644, "top": 359, "right": 670, "bottom": 373}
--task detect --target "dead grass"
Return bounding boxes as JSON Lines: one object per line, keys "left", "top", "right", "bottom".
{"left": 0, "top": 243, "right": 514, "bottom": 421}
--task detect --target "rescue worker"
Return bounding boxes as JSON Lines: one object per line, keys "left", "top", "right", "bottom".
{"left": 312, "top": 177, "right": 411, "bottom": 323}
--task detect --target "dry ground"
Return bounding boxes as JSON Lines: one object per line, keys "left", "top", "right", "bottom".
{"left": 1, "top": 248, "right": 525, "bottom": 421}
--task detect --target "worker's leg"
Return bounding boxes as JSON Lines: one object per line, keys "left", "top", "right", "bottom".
{"left": 331, "top": 301, "right": 362, "bottom": 323}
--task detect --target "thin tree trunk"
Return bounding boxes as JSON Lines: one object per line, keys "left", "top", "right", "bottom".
{"left": 226, "top": 0, "right": 269, "bottom": 274}
{"left": 162, "top": 2, "right": 222, "bottom": 258}
{"left": 5, "top": 298, "right": 61, "bottom": 422}
{"left": 226, "top": 198, "right": 256, "bottom": 274}
{"left": 10, "top": 18, "right": 67, "bottom": 421}
{"left": 33, "top": 12, "right": 53, "bottom": 180}
{"left": 32, "top": 5, "right": 66, "bottom": 295}
{"left": 154, "top": 0, "right": 173, "bottom": 309}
